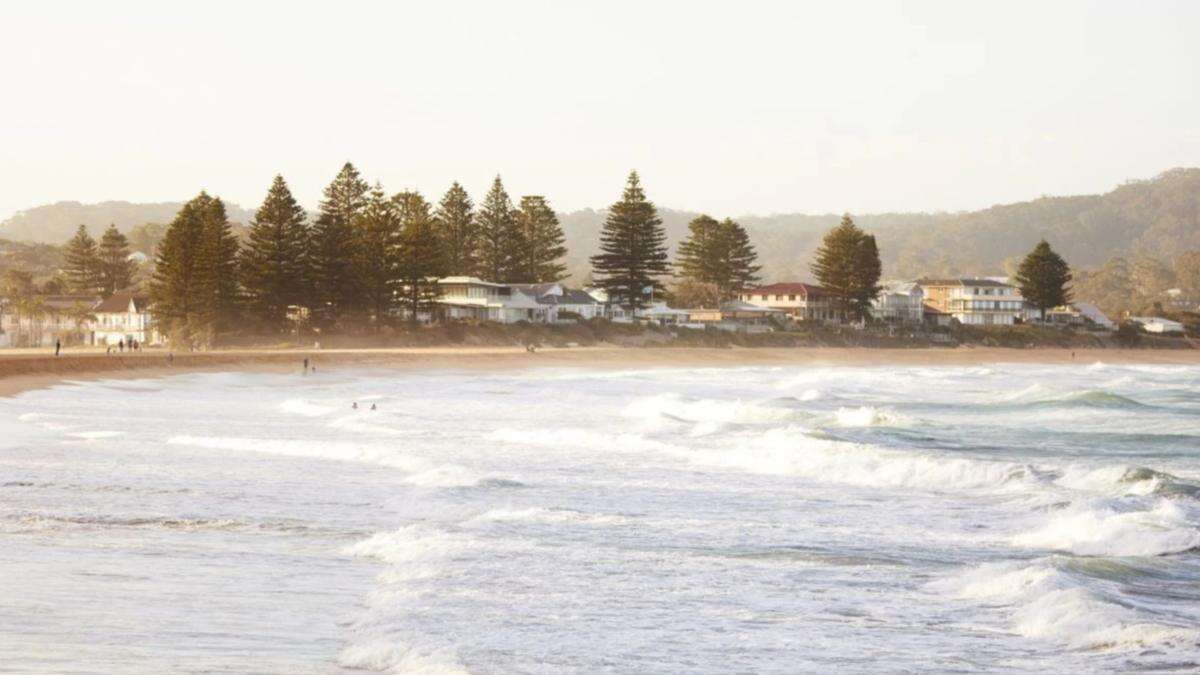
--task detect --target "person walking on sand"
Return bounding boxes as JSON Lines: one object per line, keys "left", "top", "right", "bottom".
{"left": 371, "top": 403, "right": 376, "bottom": 411}
{"left": 303, "top": 357, "right": 309, "bottom": 374}
{"left": 54, "top": 339, "right": 60, "bottom": 356}
{"left": 118, "top": 339, "right": 125, "bottom": 353}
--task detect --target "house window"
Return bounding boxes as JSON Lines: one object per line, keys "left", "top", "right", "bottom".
{"left": 789, "top": 295, "right": 796, "bottom": 300}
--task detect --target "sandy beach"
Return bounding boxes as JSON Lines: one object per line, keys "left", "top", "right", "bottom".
{"left": 1, "top": 344, "right": 1197, "bottom": 398}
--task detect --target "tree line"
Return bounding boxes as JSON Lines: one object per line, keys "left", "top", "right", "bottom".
{"left": 34, "top": 163, "right": 905, "bottom": 346}
{"left": 148, "top": 163, "right": 576, "bottom": 343}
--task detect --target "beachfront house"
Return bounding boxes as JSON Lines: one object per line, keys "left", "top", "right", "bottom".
{"left": 1129, "top": 316, "right": 1185, "bottom": 334}
{"left": 510, "top": 283, "right": 608, "bottom": 321}
{"left": 739, "top": 282, "right": 843, "bottom": 322}
{"left": 917, "top": 278, "right": 1023, "bottom": 326}
{"left": 0, "top": 294, "right": 100, "bottom": 348}
{"left": 92, "top": 291, "right": 159, "bottom": 346}
{"left": 871, "top": 281, "right": 925, "bottom": 323}
{"left": 1045, "top": 302, "right": 1116, "bottom": 330}
{"left": 435, "top": 277, "right": 551, "bottom": 323}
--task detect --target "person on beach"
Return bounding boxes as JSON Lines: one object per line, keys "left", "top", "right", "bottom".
{"left": 54, "top": 339, "right": 60, "bottom": 356}
{"left": 371, "top": 403, "right": 376, "bottom": 411}
{"left": 118, "top": 339, "right": 125, "bottom": 353}
{"left": 167, "top": 352, "right": 174, "bottom": 365}
{"left": 352, "top": 402, "right": 358, "bottom": 409}
{"left": 303, "top": 357, "right": 309, "bottom": 374}
{"left": 106, "top": 345, "right": 112, "bottom": 355}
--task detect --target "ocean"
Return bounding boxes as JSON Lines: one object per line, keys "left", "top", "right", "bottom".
{"left": 1, "top": 362, "right": 1198, "bottom": 673}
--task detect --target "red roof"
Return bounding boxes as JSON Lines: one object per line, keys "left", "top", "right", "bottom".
{"left": 743, "top": 282, "right": 828, "bottom": 297}
{"left": 95, "top": 291, "right": 149, "bottom": 313}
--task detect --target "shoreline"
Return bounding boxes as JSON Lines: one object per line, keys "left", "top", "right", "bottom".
{"left": 2, "top": 345, "right": 1198, "bottom": 398}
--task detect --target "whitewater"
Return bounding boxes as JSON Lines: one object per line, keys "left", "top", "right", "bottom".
{"left": 1, "top": 362, "right": 1199, "bottom": 673}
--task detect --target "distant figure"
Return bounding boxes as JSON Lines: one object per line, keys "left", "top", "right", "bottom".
{"left": 526, "top": 342, "right": 537, "bottom": 353}
{"left": 54, "top": 339, "right": 60, "bottom": 356}
{"left": 1071, "top": 351, "right": 1076, "bottom": 360}
{"left": 303, "top": 357, "right": 309, "bottom": 374}
{"left": 118, "top": 339, "right": 125, "bottom": 353}
{"left": 352, "top": 402, "right": 358, "bottom": 409}
{"left": 371, "top": 403, "right": 377, "bottom": 411}
{"left": 106, "top": 345, "right": 112, "bottom": 355}
{"left": 167, "top": 352, "right": 174, "bottom": 365}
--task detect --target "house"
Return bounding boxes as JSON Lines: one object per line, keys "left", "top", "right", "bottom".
{"left": 511, "top": 283, "right": 607, "bottom": 321}
{"left": 641, "top": 302, "right": 692, "bottom": 326}
{"left": 92, "top": 291, "right": 159, "bottom": 346}
{"left": 1129, "top": 316, "right": 1185, "bottom": 334}
{"left": 917, "top": 278, "right": 1023, "bottom": 326}
{"left": 0, "top": 294, "right": 99, "bottom": 348}
{"left": 739, "top": 283, "right": 843, "bottom": 321}
{"left": 435, "top": 277, "right": 552, "bottom": 323}
{"left": 1045, "top": 302, "right": 1115, "bottom": 330}
{"left": 871, "top": 281, "right": 924, "bottom": 323}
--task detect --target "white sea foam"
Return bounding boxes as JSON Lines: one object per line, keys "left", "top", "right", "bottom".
{"left": 623, "top": 393, "right": 799, "bottom": 425}
{"left": 278, "top": 399, "right": 336, "bottom": 417}
{"left": 337, "top": 641, "right": 468, "bottom": 675}
{"left": 66, "top": 430, "right": 125, "bottom": 439}
{"left": 487, "top": 427, "right": 681, "bottom": 454}
{"left": 469, "top": 507, "right": 627, "bottom": 526}
{"left": 832, "top": 406, "right": 908, "bottom": 427}
{"left": 676, "top": 426, "right": 1026, "bottom": 492}
{"left": 167, "top": 435, "right": 428, "bottom": 471}
{"left": 1012, "top": 499, "right": 1200, "bottom": 557}
{"left": 936, "top": 561, "right": 1199, "bottom": 651}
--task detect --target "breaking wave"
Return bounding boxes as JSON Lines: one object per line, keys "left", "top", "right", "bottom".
{"left": 934, "top": 560, "right": 1199, "bottom": 651}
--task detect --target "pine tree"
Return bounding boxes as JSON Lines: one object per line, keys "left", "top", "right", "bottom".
{"left": 97, "top": 224, "right": 136, "bottom": 295}
{"left": 590, "top": 171, "right": 670, "bottom": 313}
{"left": 192, "top": 195, "right": 241, "bottom": 340}
{"left": 63, "top": 225, "right": 100, "bottom": 294}
{"left": 723, "top": 218, "right": 762, "bottom": 299}
{"left": 1015, "top": 239, "right": 1072, "bottom": 320}
{"left": 515, "top": 195, "right": 567, "bottom": 282}
{"left": 394, "top": 191, "right": 447, "bottom": 324}
{"left": 241, "top": 175, "right": 310, "bottom": 330}
{"left": 151, "top": 192, "right": 240, "bottom": 345}
{"left": 355, "top": 184, "right": 404, "bottom": 326}
{"left": 475, "top": 176, "right": 522, "bottom": 282}
{"left": 435, "top": 182, "right": 477, "bottom": 276}
{"left": 310, "top": 162, "right": 369, "bottom": 328}
{"left": 851, "top": 233, "right": 882, "bottom": 319}
{"left": 812, "top": 214, "right": 880, "bottom": 321}
{"left": 674, "top": 216, "right": 760, "bottom": 303}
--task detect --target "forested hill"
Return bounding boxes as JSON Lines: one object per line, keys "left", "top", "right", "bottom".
{"left": 3, "top": 168, "right": 1198, "bottom": 282}
{"left": 561, "top": 168, "right": 1200, "bottom": 282}
{"left": 0, "top": 200, "right": 254, "bottom": 245}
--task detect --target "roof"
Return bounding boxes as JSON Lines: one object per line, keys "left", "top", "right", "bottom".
{"left": 558, "top": 289, "right": 600, "bottom": 305}
{"left": 721, "top": 300, "right": 787, "bottom": 314}
{"left": 95, "top": 292, "right": 149, "bottom": 313}
{"left": 743, "top": 282, "right": 827, "bottom": 296}
{"left": 1130, "top": 316, "right": 1183, "bottom": 326}
{"left": 436, "top": 276, "right": 508, "bottom": 288}
{"left": 40, "top": 294, "right": 102, "bottom": 311}
{"left": 917, "top": 278, "right": 1012, "bottom": 288}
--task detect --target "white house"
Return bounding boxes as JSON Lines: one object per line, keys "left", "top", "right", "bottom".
{"left": 435, "top": 277, "right": 552, "bottom": 323}
{"left": 511, "top": 283, "right": 608, "bottom": 321}
{"left": 0, "top": 294, "right": 99, "bottom": 348}
{"left": 1129, "top": 316, "right": 1185, "bottom": 334}
{"left": 918, "top": 278, "right": 1023, "bottom": 326}
{"left": 871, "top": 281, "right": 924, "bottom": 323}
{"left": 1046, "top": 302, "right": 1116, "bottom": 330}
{"left": 92, "top": 292, "right": 159, "bottom": 346}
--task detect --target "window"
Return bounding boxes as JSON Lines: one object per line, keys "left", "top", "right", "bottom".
{"left": 789, "top": 295, "right": 796, "bottom": 301}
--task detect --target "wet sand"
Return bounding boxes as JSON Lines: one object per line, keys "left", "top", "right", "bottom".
{"left": 2, "top": 345, "right": 1198, "bottom": 398}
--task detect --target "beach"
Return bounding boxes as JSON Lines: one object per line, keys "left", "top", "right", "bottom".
{"left": 3, "top": 355, "right": 1199, "bottom": 671}
{"left": 1, "top": 344, "right": 1198, "bottom": 398}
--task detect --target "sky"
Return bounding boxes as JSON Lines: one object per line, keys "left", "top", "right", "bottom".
{"left": 1, "top": 0, "right": 1198, "bottom": 220}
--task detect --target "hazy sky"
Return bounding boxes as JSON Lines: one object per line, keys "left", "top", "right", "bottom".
{"left": 1, "top": 0, "right": 1197, "bottom": 220}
